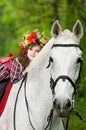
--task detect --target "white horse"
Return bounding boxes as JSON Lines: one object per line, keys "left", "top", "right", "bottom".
{"left": 0, "top": 20, "right": 83, "bottom": 130}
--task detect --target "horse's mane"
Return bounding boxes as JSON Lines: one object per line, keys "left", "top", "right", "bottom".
{"left": 62, "top": 30, "right": 73, "bottom": 39}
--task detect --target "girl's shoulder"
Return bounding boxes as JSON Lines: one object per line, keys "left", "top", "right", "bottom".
{"left": 0, "top": 53, "right": 14, "bottom": 63}
{"left": 12, "top": 57, "right": 20, "bottom": 64}
{"left": 12, "top": 57, "right": 24, "bottom": 69}
{"left": 0, "top": 62, "right": 7, "bottom": 69}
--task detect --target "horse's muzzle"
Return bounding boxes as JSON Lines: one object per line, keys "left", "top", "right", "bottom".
{"left": 53, "top": 98, "right": 72, "bottom": 117}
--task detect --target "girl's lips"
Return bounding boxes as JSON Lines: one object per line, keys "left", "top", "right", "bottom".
{"left": 30, "top": 55, "right": 35, "bottom": 57}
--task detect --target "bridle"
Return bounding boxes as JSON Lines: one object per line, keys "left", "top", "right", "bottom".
{"left": 50, "top": 75, "right": 77, "bottom": 95}
{"left": 48, "top": 44, "right": 82, "bottom": 96}
{"left": 48, "top": 43, "right": 83, "bottom": 130}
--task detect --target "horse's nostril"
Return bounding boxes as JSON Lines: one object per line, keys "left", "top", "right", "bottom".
{"left": 53, "top": 99, "right": 61, "bottom": 110}
{"left": 66, "top": 99, "right": 71, "bottom": 108}
{"left": 53, "top": 99, "right": 57, "bottom": 106}
{"left": 53, "top": 99, "right": 58, "bottom": 108}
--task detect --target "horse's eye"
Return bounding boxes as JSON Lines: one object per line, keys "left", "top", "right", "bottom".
{"left": 50, "top": 57, "right": 53, "bottom": 63}
{"left": 46, "top": 57, "right": 53, "bottom": 68}
{"left": 77, "top": 57, "right": 83, "bottom": 63}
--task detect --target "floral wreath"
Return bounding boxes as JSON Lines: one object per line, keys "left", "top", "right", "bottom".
{"left": 19, "top": 29, "right": 48, "bottom": 54}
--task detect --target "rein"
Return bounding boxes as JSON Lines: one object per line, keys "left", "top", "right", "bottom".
{"left": 24, "top": 74, "right": 53, "bottom": 130}
{"left": 62, "top": 106, "right": 86, "bottom": 130}
{"left": 13, "top": 74, "right": 53, "bottom": 130}
{"left": 13, "top": 76, "right": 26, "bottom": 130}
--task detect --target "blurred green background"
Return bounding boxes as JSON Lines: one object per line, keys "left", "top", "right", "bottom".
{"left": 0, "top": 0, "right": 86, "bottom": 129}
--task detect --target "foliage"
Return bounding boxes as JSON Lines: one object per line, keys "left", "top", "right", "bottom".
{"left": 0, "top": 0, "right": 86, "bottom": 129}
{"left": 0, "top": 0, "right": 86, "bottom": 88}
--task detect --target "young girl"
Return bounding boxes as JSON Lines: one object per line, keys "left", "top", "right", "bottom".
{"left": 0, "top": 30, "right": 48, "bottom": 83}
{"left": 0, "top": 30, "right": 48, "bottom": 100}
{"left": 10, "top": 42, "right": 42, "bottom": 83}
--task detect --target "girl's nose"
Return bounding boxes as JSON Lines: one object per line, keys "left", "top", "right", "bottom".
{"left": 32, "top": 51, "right": 35, "bottom": 54}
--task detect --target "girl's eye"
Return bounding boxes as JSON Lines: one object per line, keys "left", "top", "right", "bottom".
{"left": 36, "top": 50, "right": 40, "bottom": 53}
{"left": 29, "top": 48, "right": 32, "bottom": 50}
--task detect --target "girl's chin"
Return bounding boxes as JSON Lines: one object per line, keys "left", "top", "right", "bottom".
{"left": 29, "top": 57, "right": 35, "bottom": 61}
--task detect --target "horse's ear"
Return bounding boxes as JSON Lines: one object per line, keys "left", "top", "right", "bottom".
{"left": 51, "top": 20, "right": 62, "bottom": 38}
{"left": 72, "top": 20, "right": 83, "bottom": 40}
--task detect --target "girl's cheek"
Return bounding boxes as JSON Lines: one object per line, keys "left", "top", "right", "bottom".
{"left": 35, "top": 52, "right": 39, "bottom": 55}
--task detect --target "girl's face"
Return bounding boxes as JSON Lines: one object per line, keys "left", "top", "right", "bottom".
{"left": 27, "top": 45, "right": 41, "bottom": 61}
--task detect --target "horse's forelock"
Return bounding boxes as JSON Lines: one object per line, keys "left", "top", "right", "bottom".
{"left": 56, "top": 29, "right": 79, "bottom": 45}
{"left": 61, "top": 29, "right": 77, "bottom": 39}
{"left": 62, "top": 29, "right": 72, "bottom": 38}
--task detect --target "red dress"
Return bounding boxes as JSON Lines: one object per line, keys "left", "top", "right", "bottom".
{"left": 0, "top": 57, "right": 24, "bottom": 116}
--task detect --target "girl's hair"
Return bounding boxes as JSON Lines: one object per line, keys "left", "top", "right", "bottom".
{"left": 18, "top": 42, "right": 42, "bottom": 68}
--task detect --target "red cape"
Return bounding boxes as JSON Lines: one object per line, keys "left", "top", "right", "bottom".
{"left": 0, "top": 81, "right": 12, "bottom": 116}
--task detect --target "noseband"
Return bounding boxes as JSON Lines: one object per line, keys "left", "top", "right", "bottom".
{"left": 50, "top": 75, "right": 77, "bottom": 95}
{"left": 49, "top": 44, "right": 82, "bottom": 95}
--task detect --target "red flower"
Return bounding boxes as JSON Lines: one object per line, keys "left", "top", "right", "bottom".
{"left": 27, "top": 32, "right": 37, "bottom": 43}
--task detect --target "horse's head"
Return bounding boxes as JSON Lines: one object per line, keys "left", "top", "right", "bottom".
{"left": 49, "top": 20, "right": 83, "bottom": 117}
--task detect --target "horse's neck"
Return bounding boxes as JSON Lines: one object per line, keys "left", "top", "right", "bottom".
{"left": 3, "top": 38, "right": 54, "bottom": 129}
{"left": 25, "top": 38, "right": 54, "bottom": 111}
{"left": 26, "top": 67, "right": 52, "bottom": 105}
{"left": 11, "top": 72, "right": 52, "bottom": 129}
{"left": 22, "top": 64, "right": 52, "bottom": 125}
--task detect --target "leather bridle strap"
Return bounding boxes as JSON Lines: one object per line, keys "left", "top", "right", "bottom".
{"left": 13, "top": 73, "right": 53, "bottom": 130}
{"left": 50, "top": 43, "right": 82, "bottom": 95}
{"left": 52, "top": 44, "right": 81, "bottom": 49}
{"left": 50, "top": 75, "right": 77, "bottom": 95}
{"left": 13, "top": 75, "right": 26, "bottom": 130}
{"left": 24, "top": 74, "right": 53, "bottom": 130}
